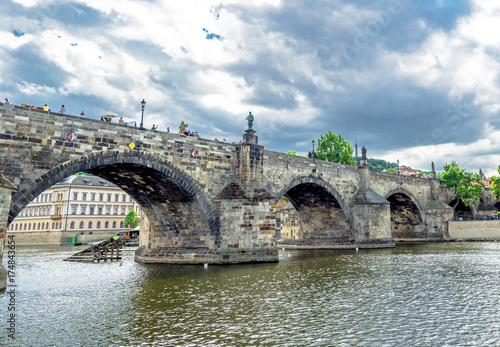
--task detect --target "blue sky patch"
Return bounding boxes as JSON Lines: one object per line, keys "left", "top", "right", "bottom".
{"left": 12, "top": 29, "right": 24, "bottom": 37}
{"left": 203, "top": 28, "right": 222, "bottom": 41}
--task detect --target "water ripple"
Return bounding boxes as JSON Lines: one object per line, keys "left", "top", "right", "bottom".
{"left": 1, "top": 243, "right": 500, "bottom": 346}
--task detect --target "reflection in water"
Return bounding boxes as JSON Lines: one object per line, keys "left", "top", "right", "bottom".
{"left": 1, "top": 243, "right": 500, "bottom": 346}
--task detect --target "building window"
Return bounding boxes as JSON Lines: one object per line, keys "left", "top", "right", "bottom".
{"left": 97, "top": 221, "right": 101, "bottom": 228}
{"left": 99, "top": 194, "right": 104, "bottom": 201}
{"left": 82, "top": 193, "right": 87, "bottom": 201}
{"left": 98, "top": 207, "right": 102, "bottom": 215}
{"left": 105, "top": 221, "right": 109, "bottom": 228}
{"left": 107, "top": 194, "right": 112, "bottom": 202}
{"left": 48, "top": 208, "right": 51, "bottom": 215}
{"left": 79, "top": 221, "right": 84, "bottom": 229}
{"left": 28, "top": 223, "right": 31, "bottom": 230}
{"left": 112, "top": 221, "right": 116, "bottom": 228}
{"left": 52, "top": 222, "right": 54, "bottom": 229}
{"left": 88, "top": 221, "right": 93, "bottom": 229}
{"left": 121, "top": 208, "right": 125, "bottom": 215}
{"left": 37, "top": 223, "right": 41, "bottom": 230}
{"left": 115, "top": 195, "right": 119, "bottom": 202}
{"left": 120, "top": 221, "right": 124, "bottom": 228}
{"left": 72, "top": 206, "right": 77, "bottom": 215}
{"left": 73, "top": 192, "right": 78, "bottom": 200}
{"left": 14, "top": 224, "right": 18, "bottom": 231}
{"left": 70, "top": 221, "right": 75, "bottom": 229}
{"left": 122, "top": 194, "right": 126, "bottom": 202}
{"left": 90, "top": 207, "right": 94, "bottom": 215}
{"left": 23, "top": 223, "right": 26, "bottom": 230}
{"left": 91, "top": 193, "right": 95, "bottom": 201}
{"left": 81, "top": 207, "right": 86, "bottom": 215}
{"left": 114, "top": 208, "right": 118, "bottom": 215}
{"left": 36, "top": 196, "right": 39, "bottom": 202}
{"left": 106, "top": 207, "right": 110, "bottom": 215}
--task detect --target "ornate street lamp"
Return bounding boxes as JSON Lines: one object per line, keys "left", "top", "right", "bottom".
{"left": 140, "top": 99, "right": 146, "bottom": 130}
{"left": 397, "top": 159, "right": 400, "bottom": 174}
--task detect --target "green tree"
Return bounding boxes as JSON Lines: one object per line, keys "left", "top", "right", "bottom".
{"left": 123, "top": 209, "right": 140, "bottom": 229}
{"left": 316, "top": 131, "right": 356, "bottom": 165}
{"left": 287, "top": 150, "right": 297, "bottom": 156}
{"left": 441, "top": 161, "right": 483, "bottom": 207}
{"left": 489, "top": 165, "right": 500, "bottom": 199}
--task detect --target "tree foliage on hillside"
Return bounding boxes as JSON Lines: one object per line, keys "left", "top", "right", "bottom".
{"left": 286, "top": 150, "right": 297, "bottom": 156}
{"left": 124, "top": 209, "right": 140, "bottom": 229}
{"left": 441, "top": 161, "right": 482, "bottom": 207}
{"left": 353, "top": 157, "right": 398, "bottom": 171}
{"left": 316, "top": 131, "right": 356, "bottom": 165}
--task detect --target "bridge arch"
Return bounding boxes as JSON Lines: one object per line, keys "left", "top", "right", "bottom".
{"left": 275, "top": 175, "right": 352, "bottom": 243}
{"left": 276, "top": 176, "right": 347, "bottom": 212}
{"left": 447, "top": 198, "right": 474, "bottom": 220}
{"left": 385, "top": 189, "right": 427, "bottom": 240}
{"left": 9, "top": 150, "right": 218, "bottom": 248}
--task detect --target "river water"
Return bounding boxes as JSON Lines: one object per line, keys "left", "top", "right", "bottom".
{"left": 1, "top": 242, "right": 500, "bottom": 346}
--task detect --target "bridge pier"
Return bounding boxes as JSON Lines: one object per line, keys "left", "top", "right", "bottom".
{"left": 134, "top": 127, "right": 279, "bottom": 264}
{"left": 0, "top": 177, "right": 18, "bottom": 291}
{"left": 350, "top": 161, "right": 395, "bottom": 248}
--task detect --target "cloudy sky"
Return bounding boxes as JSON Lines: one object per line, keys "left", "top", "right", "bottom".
{"left": 1, "top": 0, "right": 500, "bottom": 175}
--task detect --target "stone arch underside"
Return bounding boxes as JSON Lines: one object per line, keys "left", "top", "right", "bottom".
{"left": 9, "top": 151, "right": 217, "bottom": 249}
{"left": 279, "top": 182, "right": 351, "bottom": 243}
{"left": 448, "top": 198, "right": 474, "bottom": 221}
{"left": 386, "top": 192, "right": 427, "bottom": 239}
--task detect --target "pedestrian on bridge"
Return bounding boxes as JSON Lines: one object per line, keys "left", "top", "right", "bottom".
{"left": 59, "top": 105, "right": 66, "bottom": 114}
{"left": 4, "top": 98, "right": 10, "bottom": 104}
{"left": 43, "top": 104, "right": 49, "bottom": 111}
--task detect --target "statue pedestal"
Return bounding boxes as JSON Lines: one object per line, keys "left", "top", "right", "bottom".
{"left": 243, "top": 129, "right": 258, "bottom": 144}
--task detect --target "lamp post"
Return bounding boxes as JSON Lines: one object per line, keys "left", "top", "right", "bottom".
{"left": 397, "top": 159, "right": 400, "bottom": 174}
{"left": 140, "top": 99, "right": 146, "bottom": 130}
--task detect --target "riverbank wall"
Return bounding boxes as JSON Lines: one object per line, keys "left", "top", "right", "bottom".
{"left": 448, "top": 220, "right": 500, "bottom": 240}
{"left": 7, "top": 230, "right": 116, "bottom": 246}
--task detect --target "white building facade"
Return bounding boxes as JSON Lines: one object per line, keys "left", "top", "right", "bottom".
{"left": 8, "top": 175, "right": 141, "bottom": 244}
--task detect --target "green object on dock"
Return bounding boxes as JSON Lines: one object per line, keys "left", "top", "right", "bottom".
{"left": 72, "top": 236, "right": 76, "bottom": 244}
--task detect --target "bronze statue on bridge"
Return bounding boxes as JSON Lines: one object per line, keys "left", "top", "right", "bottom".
{"left": 246, "top": 112, "right": 254, "bottom": 130}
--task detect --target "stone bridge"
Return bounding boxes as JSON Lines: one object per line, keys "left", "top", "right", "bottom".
{"left": 0, "top": 103, "right": 495, "bottom": 272}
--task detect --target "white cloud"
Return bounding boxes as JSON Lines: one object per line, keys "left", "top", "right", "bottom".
{"left": 386, "top": 1, "right": 500, "bottom": 116}
{"left": 0, "top": 31, "right": 35, "bottom": 50}
{"left": 378, "top": 125, "right": 500, "bottom": 177}
{"left": 16, "top": 82, "right": 56, "bottom": 95}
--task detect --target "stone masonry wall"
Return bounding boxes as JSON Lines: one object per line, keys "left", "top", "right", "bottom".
{"left": 0, "top": 104, "right": 238, "bottom": 220}
{"left": 448, "top": 220, "right": 500, "bottom": 239}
